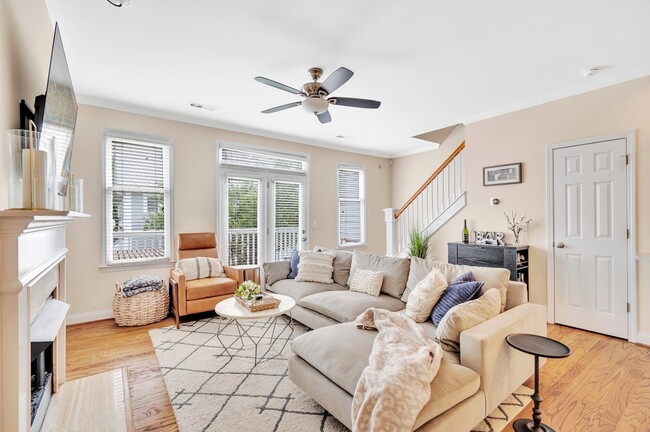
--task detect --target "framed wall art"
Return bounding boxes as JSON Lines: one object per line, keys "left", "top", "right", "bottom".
{"left": 483, "top": 162, "right": 522, "bottom": 186}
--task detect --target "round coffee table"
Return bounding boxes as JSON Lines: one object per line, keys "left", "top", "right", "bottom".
{"left": 215, "top": 293, "right": 295, "bottom": 365}
{"left": 506, "top": 333, "right": 571, "bottom": 432}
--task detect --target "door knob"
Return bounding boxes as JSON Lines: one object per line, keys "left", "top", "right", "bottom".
{"left": 556, "top": 242, "right": 565, "bottom": 249}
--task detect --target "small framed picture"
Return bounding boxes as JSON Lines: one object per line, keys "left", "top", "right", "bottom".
{"left": 483, "top": 163, "right": 522, "bottom": 186}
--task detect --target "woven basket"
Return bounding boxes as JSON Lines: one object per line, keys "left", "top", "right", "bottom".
{"left": 113, "top": 283, "right": 169, "bottom": 327}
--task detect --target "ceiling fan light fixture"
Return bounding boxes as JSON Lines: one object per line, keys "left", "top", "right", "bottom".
{"left": 107, "top": 0, "right": 132, "bottom": 7}
{"left": 301, "top": 97, "right": 329, "bottom": 115}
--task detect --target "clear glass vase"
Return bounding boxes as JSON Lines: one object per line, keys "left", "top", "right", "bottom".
{"left": 5, "top": 129, "right": 56, "bottom": 209}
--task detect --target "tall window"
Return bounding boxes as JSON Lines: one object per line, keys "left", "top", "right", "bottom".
{"left": 104, "top": 134, "right": 172, "bottom": 265}
{"left": 337, "top": 164, "right": 365, "bottom": 247}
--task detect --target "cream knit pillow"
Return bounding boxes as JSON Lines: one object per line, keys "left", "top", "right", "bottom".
{"left": 405, "top": 269, "right": 448, "bottom": 322}
{"left": 435, "top": 288, "right": 501, "bottom": 352}
{"left": 295, "top": 251, "right": 335, "bottom": 284}
{"left": 349, "top": 269, "right": 384, "bottom": 297}
{"left": 176, "top": 257, "right": 224, "bottom": 281}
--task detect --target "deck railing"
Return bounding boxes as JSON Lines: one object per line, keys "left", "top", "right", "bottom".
{"left": 228, "top": 227, "right": 300, "bottom": 265}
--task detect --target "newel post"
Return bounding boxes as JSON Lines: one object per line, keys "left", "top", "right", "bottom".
{"left": 383, "top": 208, "right": 398, "bottom": 256}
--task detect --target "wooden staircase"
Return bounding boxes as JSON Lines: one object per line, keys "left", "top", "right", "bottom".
{"left": 385, "top": 141, "right": 466, "bottom": 256}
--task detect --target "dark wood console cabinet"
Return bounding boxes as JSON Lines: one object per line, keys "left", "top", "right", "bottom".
{"left": 447, "top": 242, "right": 529, "bottom": 288}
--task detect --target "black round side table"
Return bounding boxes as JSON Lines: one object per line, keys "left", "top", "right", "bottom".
{"left": 506, "top": 333, "right": 570, "bottom": 432}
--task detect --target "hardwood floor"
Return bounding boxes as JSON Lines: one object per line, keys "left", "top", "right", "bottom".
{"left": 67, "top": 319, "right": 650, "bottom": 432}
{"left": 506, "top": 325, "right": 650, "bottom": 432}
{"left": 66, "top": 317, "right": 179, "bottom": 432}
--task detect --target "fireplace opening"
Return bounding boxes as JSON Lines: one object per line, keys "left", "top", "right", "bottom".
{"left": 31, "top": 341, "right": 53, "bottom": 425}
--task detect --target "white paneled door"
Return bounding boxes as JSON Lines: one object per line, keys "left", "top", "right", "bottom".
{"left": 553, "top": 138, "right": 628, "bottom": 338}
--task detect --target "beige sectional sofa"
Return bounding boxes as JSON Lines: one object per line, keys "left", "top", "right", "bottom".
{"left": 262, "top": 250, "right": 546, "bottom": 431}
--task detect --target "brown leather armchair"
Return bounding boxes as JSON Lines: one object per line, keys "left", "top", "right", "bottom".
{"left": 170, "top": 232, "right": 240, "bottom": 328}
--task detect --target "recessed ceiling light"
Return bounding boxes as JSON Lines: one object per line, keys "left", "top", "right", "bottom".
{"left": 581, "top": 67, "right": 600, "bottom": 77}
{"left": 190, "top": 102, "right": 217, "bottom": 111}
{"left": 336, "top": 135, "right": 353, "bottom": 139}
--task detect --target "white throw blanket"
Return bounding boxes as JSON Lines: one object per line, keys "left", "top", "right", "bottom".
{"left": 351, "top": 308, "right": 443, "bottom": 432}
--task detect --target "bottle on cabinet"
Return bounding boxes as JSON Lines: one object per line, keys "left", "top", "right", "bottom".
{"left": 462, "top": 219, "right": 469, "bottom": 244}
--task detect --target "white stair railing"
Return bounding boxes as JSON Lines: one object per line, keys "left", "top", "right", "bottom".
{"left": 385, "top": 142, "right": 466, "bottom": 256}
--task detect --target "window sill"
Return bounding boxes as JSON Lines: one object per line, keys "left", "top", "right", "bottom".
{"left": 100, "top": 259, "right": 175, "bottom": 272}
{"left": 337, "top": 243, "right": 367, "bottom": 250}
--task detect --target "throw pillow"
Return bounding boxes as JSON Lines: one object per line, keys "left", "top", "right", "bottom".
{"left": 430, "top": 280, "right": 484, "bottom": 326}
{"left": 176, "top": 257, "right": 224, "bottom": 281}
{"left": 451, "top": 271, "right": 475, "bottom": 284}
{"left": 435, "top": 288, "right": 501, "bottom": 352}
{"left": 295, "top": 251, "right": 335, "bottom": 284}
{"left": 346, "top": 251, "right": 410, "bottom": 299}
{"left": 314, "top": 245, "right": 353, "bottom": 286}
{"left": 349, "top": 269, "right": 384, "bottom": 297}
{"left": 402, "top": 257, "right": 509, "bottom": 312}
{"left": 262, "top": 260, "right": 291, "bottom": 286}
{"left": 405, "top": 269, "right": 448, "bottom": 322}
{"left": 288, "top": 249, "right": 300, "bottom": 279}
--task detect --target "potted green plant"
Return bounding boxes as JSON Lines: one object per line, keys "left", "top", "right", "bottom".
{"left": 408, "top": 228, "right": 432, "bottom": 259}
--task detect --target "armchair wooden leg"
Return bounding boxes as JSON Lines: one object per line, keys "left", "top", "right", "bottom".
{"left": 169, "top": 278, "right": 180, "bottom": 329}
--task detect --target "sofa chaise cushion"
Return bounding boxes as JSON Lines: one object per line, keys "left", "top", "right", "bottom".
{"left": 347, "top": 251, "right": 410, "bottom": 299}
{"left": 266, "top": 279, "right": 346, "bottom": 302}
{"left": 291, "top": 322, "right": 480, "bottom": 429}
{"left": 298, "top": 291, "right": 405, "bottom": 323}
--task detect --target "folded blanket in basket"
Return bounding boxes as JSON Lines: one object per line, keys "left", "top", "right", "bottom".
{"left": 121, "top": 275, "right": 163, "bottom": 297}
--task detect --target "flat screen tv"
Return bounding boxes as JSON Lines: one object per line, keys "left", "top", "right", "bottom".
{"left": 20, "top": 23, "right": 78, "bottom": 197}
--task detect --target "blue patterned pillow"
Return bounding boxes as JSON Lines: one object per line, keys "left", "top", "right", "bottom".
{"left": 431, "top": 280, "right": 484, "bottom": 326}
{"left": 452, "top": 271, "right": 475, "bottom": 285}
{"left": 288, "top": 249, "right": 300, "bottom": 279}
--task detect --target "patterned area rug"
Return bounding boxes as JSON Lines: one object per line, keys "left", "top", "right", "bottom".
{"left": 149, "top": 317, "right": 532, "bottom": 432}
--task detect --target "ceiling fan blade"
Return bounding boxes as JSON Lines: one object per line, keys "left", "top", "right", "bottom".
{"left": 320, "top": 67, "right": 354, "bottom": 95}
{"left": 317, "top": 110, "right": 332, "bottom": 124}
{"left": 255, "top": 76, "right": 303, "bottom": 95}
{"left": 328, "top": 97, "right": 381, "bottom": 109}
{"left": 261, "top": 101, "right": 301, "bottom": 114}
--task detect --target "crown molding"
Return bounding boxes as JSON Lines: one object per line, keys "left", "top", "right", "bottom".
{"left": 461, "top": 66, "right": 650, "bottom": 125}
{"left": 76, "top": 96, "right": 392, "bottom": 159}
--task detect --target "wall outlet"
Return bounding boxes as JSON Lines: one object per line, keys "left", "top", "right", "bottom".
{"left": 312, "top": 221, "right": 318, "bottom": 229}
{"left": 490, "top": 198, "right": 501, "bottom": 206}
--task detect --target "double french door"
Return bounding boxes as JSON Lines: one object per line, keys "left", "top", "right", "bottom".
{"left": 220, "top": 169, "right": 307, "bottom": 266}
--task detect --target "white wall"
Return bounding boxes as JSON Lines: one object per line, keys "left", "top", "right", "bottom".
{"left": 391, "top": 75, "right": 650, "bottom": 340}
{"left": 0, "top": 0, "right": 53, "bottom": 207}
{"left": 66, "top": 104, "right": 391, "bottom": 319}
{"left": 390, "top": 125, "right": 465, "bottom": 210}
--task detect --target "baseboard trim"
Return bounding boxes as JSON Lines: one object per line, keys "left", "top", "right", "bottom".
{"left": 636, "top": 332, "right": 650, "bottom": 347}
{"left": 67, "top": 309, "right": 114, "bottom": 325}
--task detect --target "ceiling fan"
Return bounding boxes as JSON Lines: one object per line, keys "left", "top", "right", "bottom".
{"left": 255, "top": 67, "right": 381, "bottom": 124}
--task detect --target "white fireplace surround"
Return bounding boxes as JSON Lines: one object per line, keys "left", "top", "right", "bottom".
{"left": 0, "top": 210, "right": 87, "bottom": 432}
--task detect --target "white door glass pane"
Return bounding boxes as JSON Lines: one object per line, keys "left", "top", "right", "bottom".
{"left": 227, "top": 177, "right": 260, "bottom": 265}
{"left": 273, "top": 181, "right": 302, "bottom": 260}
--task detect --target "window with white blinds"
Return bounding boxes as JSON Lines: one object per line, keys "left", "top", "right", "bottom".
{"left": 104, "top": 135, "right": 172, "bottom": 265}
{"left": 220, "top": 145, "right": 307, "bottom": 173}
{"left": 337, "top": 165, "right": 365, "bottom": 247}
{"left": 274, "top": 181, "right": 303, "bottom": 261}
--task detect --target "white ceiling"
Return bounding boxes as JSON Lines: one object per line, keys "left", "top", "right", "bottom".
{"left": 45, "top": 0, "right": 650, "bottom": 157}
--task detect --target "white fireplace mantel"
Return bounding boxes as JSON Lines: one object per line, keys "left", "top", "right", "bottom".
{"left": 0, "top": 210, "right": 88, "bottom": 432}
